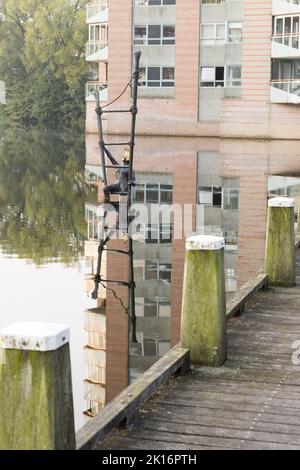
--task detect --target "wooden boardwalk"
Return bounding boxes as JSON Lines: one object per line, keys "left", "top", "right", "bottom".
{"left": 101, "top": 254, "right": 300, "bottom": 450}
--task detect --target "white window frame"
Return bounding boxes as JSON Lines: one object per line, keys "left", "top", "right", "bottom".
{"left": 200, "top": 23, "right": 226, "bottom": 45}
{"left": 135, "top": 223, "right": 173, "bottom": 245}
{"left": 226, "top": 21, "right": 243, "bottom": 44}
{"left": 88, "top": 24, "right": 108, "bottom": 43}
{"left": 226, "top": 65, "right": 242, "bottom": 88}
{"left": 134, "top": 24, "right": 175, "bottom": 45}
{"left": 200, "top": 65, "right": 242, "bottom": 88}
{"left": 133, "top": 182, "right": 173, "bottom": 204}
{"left": 143, "top": 260, "right": 172, "bottom": 283}
{"left": 136, "top": 297, "right": 171, "bottom": 319}
{"left": 139, "top": 66, "right": 175, "bottom": 88}
{"left": 200, "top": 67, "right": 225, "bottom": 87}
{"left": 273, "top": 15, "right": 300, "bottom": 50}
{"left": 198, "top": 185, "right": 239, "bottom": 208}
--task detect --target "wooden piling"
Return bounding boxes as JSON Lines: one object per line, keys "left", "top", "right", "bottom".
{"left": 0, "top": 322, "right": 75, "bottom": 450}
{"left": 180, "top": 235, "right": 227, "bottom": 367}
{"left": 265, "top": 197, "right": 295, "bottom": 287}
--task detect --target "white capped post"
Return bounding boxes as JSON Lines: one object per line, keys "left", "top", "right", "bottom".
{"left": 0, "top": 322, "right": 75, "bottom": 450}
{"left": 181, "top": 235, "right": 227, "bottom": 366}
{"left": 265, "top": 197, "right": 295, "bottom": 287}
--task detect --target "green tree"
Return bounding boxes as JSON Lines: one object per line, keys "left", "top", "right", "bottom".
{"left": 0, "top": 0, "right": 88, "bottom": 129}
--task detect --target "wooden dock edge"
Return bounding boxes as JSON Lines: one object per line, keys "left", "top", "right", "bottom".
{"left": 226, "top": 237, "right": 300, "bottom": 319}
{"left": 226, "top": 272, "right": 268, "bottom": 319}
{"left": 76, "top": 345, "right": 190, "bottom": 450}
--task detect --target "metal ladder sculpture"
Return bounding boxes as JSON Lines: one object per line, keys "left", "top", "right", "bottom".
{"left": 91, "top": 51, "right": 142, "bottom": 343}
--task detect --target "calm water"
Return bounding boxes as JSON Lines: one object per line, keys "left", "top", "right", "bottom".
{"left": 2, "top": 129, "right": 300, "bottom": 430}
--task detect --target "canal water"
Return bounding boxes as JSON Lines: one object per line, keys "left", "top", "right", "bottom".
{"left": 1, "top": 127, "right": 300, "bottom": 430}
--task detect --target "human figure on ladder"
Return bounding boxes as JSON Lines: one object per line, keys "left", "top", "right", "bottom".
{"left": 103, "top": 148, "right": 136, "bottom": 203}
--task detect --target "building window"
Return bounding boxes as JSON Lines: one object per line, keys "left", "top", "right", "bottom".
{"left": 144, "top": 260, "right": 172, "bottom": 283}
{"left": 273, "top": 15, "right": 300, "bottom": 49}
{"left": 226, "top": 65, "right": 242, "bottom": 87}
{"left": 200, "top": 66, "right": 241, "bottom": 88}
{"left": 134, "top": 24, "right": 175, "bottom": 45}
{"left": 134, "top": 0, "right": 176, "bottom": 5}
{"left": 200, "top": 23, "right": 225, "bottom": 45}
{"left": 88, "top": 24, "right": 108, "bottom": 43}
{"left": 199, "top": 186, "right": 222, "bottom": 207}
{"left": 200, "top": 67, "right": 224, "bottom": 87}
{"left": 224, "top": 231, "right": 238, "bottom": 246}
{"left": 136, "top": 298, "right": 171, "bottom": 318}
{"left": 226, "top": 268, "right": 237, "bottom": 292}
{"left": 272, "top": 58, "right": 300, "bottom": 81}
{"left": 136, "top": 223, "right": 173, "bottom": 244}
{"left": 133, "top": 183, "right": 173, "bottom": 204}
{"left": 227, "top": 22, "right": 243, "bottom": 43}
{"left": 223, "top": 188, "right": 239, "bottom": 210}
{"left": 201, "top": 0, "right": 226, "bottom": 4}
{"left": 139, "top": 66, "right": 175, "bottom": 87}
{"left": 199, "top": 186, "right": 239, "bottom": 209}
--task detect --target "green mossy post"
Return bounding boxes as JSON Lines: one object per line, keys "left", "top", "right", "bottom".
{"left": 0, "top": 322, "right": 75, "bottom": 450}
{"left": 180, "top": 235, "right": 227, "bottom": 367}
{"left": 265, "top": 197, "right": 295, "bottom": 287}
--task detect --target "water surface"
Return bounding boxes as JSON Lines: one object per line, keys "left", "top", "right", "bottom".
{"left": 2, "top": 129, "right": 300, "bottom": 430}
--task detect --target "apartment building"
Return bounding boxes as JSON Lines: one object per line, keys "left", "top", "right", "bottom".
{"left": 85, "top": 1, "right": 300, "bottom": 145}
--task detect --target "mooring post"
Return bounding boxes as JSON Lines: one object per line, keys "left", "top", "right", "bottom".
{"left": 0, "top": 322, "right": 75, "bottom": 450}
{"left": 180, "top": 235, "right": 227, "bottom": 367}
{"left": 265, "top": 197, "right": 295, "bottom": 287}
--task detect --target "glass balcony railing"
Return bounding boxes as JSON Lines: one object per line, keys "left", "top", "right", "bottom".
{"left": 85, "top": 41, "right": 108, "bottom": 57}
{"left": 271, "top": 79, "right": 300, "bottom": 95}
{"left": 272, "top": 33, "right": 300, "bottom": 50}
{"left": 87, "top": 1, "right": 108, "bottom": 20}
{"left": 85, "top": 81, "right": 108, "bottom": 98}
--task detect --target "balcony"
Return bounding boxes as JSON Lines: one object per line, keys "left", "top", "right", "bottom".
{"left": 270, "top": 80, "right": 300, "bottom": 103}
{"left": 86, "top": 1, "right": 108, "bottom": 24}
{"left": 86, "top": 41, "right": 108, "bottom": 61}
{"left": 272, "top": 33, "right": 300, "bottom": 58}
{"left": 273, "top": 0, "right": 300, "bottom": 15}
{"left": 85, "top": 81, "right": 108, "bottom": 102}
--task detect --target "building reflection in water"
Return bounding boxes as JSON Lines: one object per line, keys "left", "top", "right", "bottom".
{"left": 83, "top": 134, "right": 300, "bottom": 421}
{"left": 196, "top": 151, "right": 239, "bottom": 295}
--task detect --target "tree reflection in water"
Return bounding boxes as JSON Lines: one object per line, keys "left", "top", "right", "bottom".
{"left": 0, "top": 128, "right": 94, "bottom": 265}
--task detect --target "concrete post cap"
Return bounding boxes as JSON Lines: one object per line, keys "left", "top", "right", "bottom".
{"left": 268, "top": 197, "right": 295, "bottom": 208}
{"left": 0, "top": 322, "right": 70, "bottom": 351}
{"left": 186, "top": 235, "right": 225, "bottom": 251}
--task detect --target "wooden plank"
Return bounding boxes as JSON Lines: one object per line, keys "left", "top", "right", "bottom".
{"left": 102, "top": 434, "right": 224, "bottom": 450}
{"left": 102, "top": 428, "right": 300, "bottom": 451}
{"left": 154, "top": 397, "right": 300, "bottom": 416}
{"left": 76, "top": 345, "right": 189, "bottom": 450}
{"left": 137, "top": 418, "right": 300, "bottom": 446}
{"left": 137, "top": 413, "right": 300, "bottom": 439}
{"left": 141, "top": 403, "right": 300, "bottom": 426}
